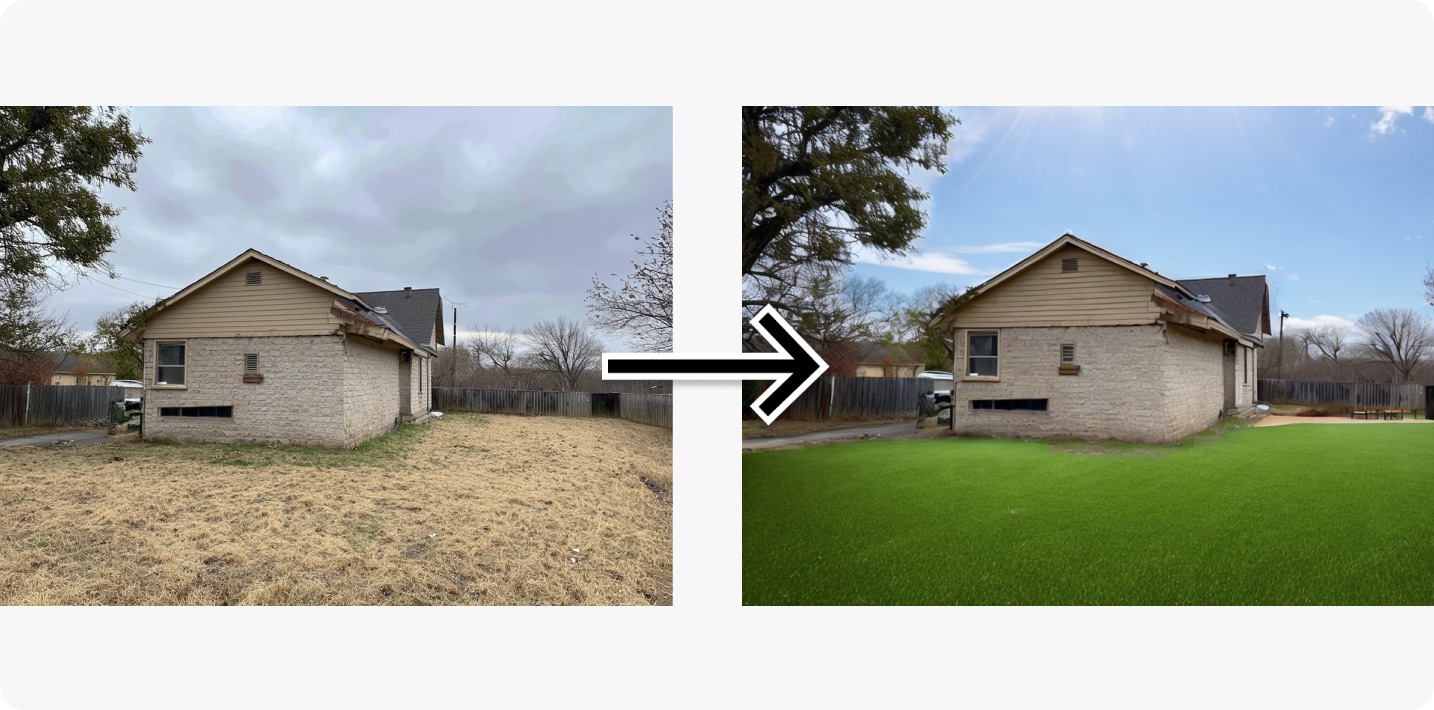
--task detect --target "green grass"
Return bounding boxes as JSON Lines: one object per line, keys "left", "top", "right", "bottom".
{"left": 743, "top": 423, "right": 1434, "bottom": 605}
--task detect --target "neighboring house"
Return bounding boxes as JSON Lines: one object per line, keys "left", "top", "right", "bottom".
{"left": 49, "top": 353, "right": 117, "bottom": 386}
{"left": 125, "top": 249, "right": 444, "bottom": 448}
{"left": 931, "top": 233, "right": 1269, "bottom": 444}
{"left": 853, "top": 342, "right": 927, "bottom": 378}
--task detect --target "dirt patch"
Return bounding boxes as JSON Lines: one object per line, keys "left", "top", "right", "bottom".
{"left": 0, "top": 413, "right": 671, "bottom": 606}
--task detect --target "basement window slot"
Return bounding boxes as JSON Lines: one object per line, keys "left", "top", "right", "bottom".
{"left": 971, "top": 399, "right": 1049, "bottom": 411}
{"left": 159, "top": 406, "right": 234, "bottom": 418}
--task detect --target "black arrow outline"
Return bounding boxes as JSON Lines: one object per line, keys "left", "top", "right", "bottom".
{"left": 601, "top": 304, "right": 829, "bottom": 424}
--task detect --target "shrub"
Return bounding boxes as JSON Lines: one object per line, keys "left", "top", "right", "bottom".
{"left": 1294, "top": 408, "right": 1327, "bottom": 417}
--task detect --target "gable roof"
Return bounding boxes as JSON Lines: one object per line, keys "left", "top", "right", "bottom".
{"left": 960, "top": 232, "right": 1196, "bottom": 302}
{"left": 1176, "top": 275, "right": 1271, "bottom": 338}
{"left": 125, "top": 249, "right": 438, "bottom": 354}
{"left": 933, "top": 232, "right": 1258, "bottom": 346}
{"left": 147, "top": 248, "right": 371, "bottom": 316}
{"left": 351, "top": 288, "right": 445, "bottom": 352}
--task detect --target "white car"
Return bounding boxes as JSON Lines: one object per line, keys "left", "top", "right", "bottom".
{"left": 110, "top": 379, "right": 144, "bottom": 389}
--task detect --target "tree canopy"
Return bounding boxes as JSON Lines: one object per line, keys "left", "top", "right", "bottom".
{"left": 85, "top": 298, "right": 162, "bottom": 380}
{"left": 741, "top": 107, "right": 957, "bottom": 344}
{"left": 586, "top": 200, "right": 672, "bottom": 353}
{"left": 0, "top": 106, "right": 149, "bottom": 293}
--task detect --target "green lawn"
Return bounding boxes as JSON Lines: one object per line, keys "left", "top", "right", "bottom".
{"left": 743, "top": 422, "right": 1434, "bottom": 605}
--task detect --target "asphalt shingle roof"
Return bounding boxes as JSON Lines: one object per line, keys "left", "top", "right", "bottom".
{"left": 351, "top": 288, "right": 444, "bottom": 352}
{"left": 1176, "top": 276, "right": 1270, "bottom": 338}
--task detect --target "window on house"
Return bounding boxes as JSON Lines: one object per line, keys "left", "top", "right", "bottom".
{"left": 245, "top": 271, "right": 262, "bottom": 285}
{"left": 972, "top": 399, "right": 1049, "bottom": 411}
{"left": 1061, "top": 257, "right": 1079, "bottom": 273}
{"left": 245, "top": 354, "right": 259, "bottom": 374}
{"left": 156, "top": 342, "right": 185, "bottom": 385}
{"left": 967, "top": 331, "right": 999, "bottom": 377}
{"left": 1061, "top": 343, "right": 1076, "bottom": 364}
{"left": 159, "top": 406, "right": 233, "bottom": 418}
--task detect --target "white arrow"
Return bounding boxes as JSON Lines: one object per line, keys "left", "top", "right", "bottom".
{"left": 602, "top": 304, "right": 829, "bottom": 424}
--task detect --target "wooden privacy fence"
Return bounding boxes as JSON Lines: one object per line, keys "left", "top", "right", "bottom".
{"left": 0, "top": 384, "right": 133, "bottom": 427}
{"left": 1258, "top": 379, "right": 1426, "bottom": 411}
{"left": 431, "top": 388, "right": 672, "bottom": 429}
{"left": 750, "top": 376, "right": 937, "bottom": 420}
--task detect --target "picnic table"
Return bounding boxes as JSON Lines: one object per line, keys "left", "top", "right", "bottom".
{"left": 1351, "top": 408, "right": 1406, "bottom": 420}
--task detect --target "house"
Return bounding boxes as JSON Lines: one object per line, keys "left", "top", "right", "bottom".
{"left": 853, "top": 342, "right": 927, "bottom": 378}
{"left": 930, "top": 233, "right": 1269, "bottom": 444}
{"left": 125, "top": 249, "right": 444, "bottom": 448}
{"left": 49, "top": 353, "right": 117, "bottom": 386}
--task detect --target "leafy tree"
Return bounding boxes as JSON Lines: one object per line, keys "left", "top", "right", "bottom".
{"left": 586, "top": 200, "right": 672, "bottom": 352}
{"left": 86, "top": 299, "right": 161, "bottom": 380}
{"left": 1356, "top": 308, "right": 1434, "bottom": 382}
{"left": 524, "top": 317, "right": 603, "bottom": 391}
{"left": 741, "top": 106, "right": 957, "bottom": 332}
{"left": 1, "top": 107, "right": 149, "bottom": 292}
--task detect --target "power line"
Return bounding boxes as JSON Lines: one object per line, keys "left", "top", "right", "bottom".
{"left": 111, "top": 274, "right": 178, "bottom": 290}
{"left": 90, "top": 278, "right": 159, "bottom": 300}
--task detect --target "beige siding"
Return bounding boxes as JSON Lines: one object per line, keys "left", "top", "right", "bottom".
{"left": 143, "top": 258, "right": 342, "bottom": 339}
{"left": 946, "top": 245, "right": 1163, "bottom": 329}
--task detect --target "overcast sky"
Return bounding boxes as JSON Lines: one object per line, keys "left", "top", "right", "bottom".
{"left": 50, "top": 106, "right": 672, "bottom": 348}
{"left": 852, "top": 106, "right": 1434, "bottom": 338}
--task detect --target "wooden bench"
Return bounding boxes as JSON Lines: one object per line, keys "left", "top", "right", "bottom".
{"left": 1351, "top": 408, "right": 1373, "bottom": 419}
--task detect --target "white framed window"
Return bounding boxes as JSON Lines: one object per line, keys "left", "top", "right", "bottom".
{"left": 156, "top": 341, "right": 186, "bottom": 386}
{"left": 966, "top": 330, "right": 999, "bottom": 378}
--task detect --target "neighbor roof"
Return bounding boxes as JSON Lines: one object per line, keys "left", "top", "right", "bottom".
{"left": 50, "top": 352, "right": 116, "bottom": 374}
{"left": 351, "top": 288, "right": 445, "bottom": 353}
{"left": 856, "top": 342, "right": 924, "bottom": 365}
{"left": 1176, "top": 276, "right": 1271, "bottom": 339}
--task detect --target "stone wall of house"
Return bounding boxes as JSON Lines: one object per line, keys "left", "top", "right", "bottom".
{"left": 142, "top": 336, "right": 348, "bottom": 447}
{"left": 950, "top": 325, "right": 1172, "bottom": 443}
{"left": 1159, "top": 327, "right": 1226, "bottom": 440}
{"left": 342, "top": 336, "right": 402, "bottom": 446}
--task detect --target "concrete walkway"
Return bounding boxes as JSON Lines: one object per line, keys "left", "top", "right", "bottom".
{"left": 0, "top": 428, "right": 111, "bottom": 447}
{"left": 1252, "top": 415, "right": 1434, "bottom": 428}
{"left": 742, "top": 421, "right": 921, "bottom": 451}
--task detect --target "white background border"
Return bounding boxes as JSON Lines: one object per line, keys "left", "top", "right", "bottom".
{"left": 3, "top": 0, "right": 1434, "bottom": 708}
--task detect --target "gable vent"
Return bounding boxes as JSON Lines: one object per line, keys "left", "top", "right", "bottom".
{"left": 1061, "top": 258, "right": 1079, "bottom": 273}
{"left": 245, "top": 271, "right": 262, "bottom": 285}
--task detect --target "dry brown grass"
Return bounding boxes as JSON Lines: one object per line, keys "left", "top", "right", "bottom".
{"left": 0, "top": 413, "right": 671, "bottom": 606}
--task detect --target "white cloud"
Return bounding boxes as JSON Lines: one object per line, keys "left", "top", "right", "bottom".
{"left": 853, "top": 248, "right": 984, "bottom": 275}
{"left": 1370, "top": 106, "right": 1412, "bottom": 135}
{"left": 946, "top": 241, "right": 1045, "bottom": 255}
{"left": 1285, "top": 314, "right": 1356, "bottom": 333}
{"left": 1424, "top": 107, "right": 1434, "bottom": 123}
{"left": 1323, "top": 115, "right": 1336, "bottom": 128}
{"left": 1261, "top": 263, "right": 1278, "bottom": 270}
{"left": 1309, "top": 299, "right": 1325, "bottom": 304}
{"left": 1286, "top": 273, "right": 1300, "bottom": 282}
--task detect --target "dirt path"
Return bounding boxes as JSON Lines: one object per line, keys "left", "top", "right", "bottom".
{"left": 0, "top": 413, "right": 672, "bottom": 605}
{"left": 0, "top": 428, "right": 110, "bottom": 447}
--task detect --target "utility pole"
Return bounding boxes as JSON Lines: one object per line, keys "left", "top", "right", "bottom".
{"left": 1278, "top": 310, "right": 1290, "bottom": 379}
{"left": 452, "top": 306, "right": 458, "bottom": 386}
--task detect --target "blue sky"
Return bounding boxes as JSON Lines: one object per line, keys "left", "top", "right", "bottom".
{"left": 852, "top": 107, "right": 1434, "bottom": 334}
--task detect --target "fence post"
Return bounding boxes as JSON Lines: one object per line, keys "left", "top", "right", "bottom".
{"left": 23, "top": 383, "right": 29, "bottom": 426}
